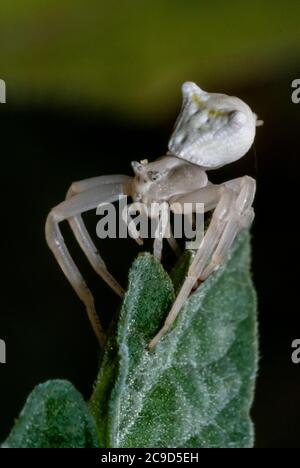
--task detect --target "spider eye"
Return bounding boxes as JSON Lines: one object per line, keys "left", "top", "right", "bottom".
{"left": 147, "top": 171, "right": 160, "bottom": 181}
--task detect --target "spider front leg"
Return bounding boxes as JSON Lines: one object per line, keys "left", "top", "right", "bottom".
{"left": 149, "top": 176, "right": 256, "bottom": 349}
{"left": 66, "top": 175, "right": 132, "bottom": 296}
{"left": 45, "top": 181, "right": 130, "bottom": 347}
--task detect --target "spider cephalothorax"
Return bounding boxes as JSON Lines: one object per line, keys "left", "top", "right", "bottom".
{"left": 131, "top": 156, "right": 207, "bottom": 205}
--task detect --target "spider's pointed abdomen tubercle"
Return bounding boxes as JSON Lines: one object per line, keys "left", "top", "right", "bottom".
{"left": 168, "top": 81, "right": 258, "bottom": 170}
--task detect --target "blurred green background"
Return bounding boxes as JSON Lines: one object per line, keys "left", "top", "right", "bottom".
{"left": 1, "top": 0, "right": 300, "bottom": 117}
{"left": 0, "top": 0, "right": 300, "bottom": 448}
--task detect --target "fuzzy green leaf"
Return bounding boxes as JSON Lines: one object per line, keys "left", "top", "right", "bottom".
{"left": 3, "top": 380, "right": 99, "bottom": 448}
{"left": 90, "top": 233, "right": 258, "bottom": 448}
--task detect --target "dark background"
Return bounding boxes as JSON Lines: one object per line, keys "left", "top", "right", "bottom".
{"left": 0, "top": 1, "right": 300, "bottom": 448}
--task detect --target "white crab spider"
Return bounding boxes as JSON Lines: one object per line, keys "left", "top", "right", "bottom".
{"left": 45, "top": 81, "right": 260, "bottom": 349}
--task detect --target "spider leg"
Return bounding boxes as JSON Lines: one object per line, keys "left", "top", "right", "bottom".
{"left": 46, "top": 181, "right": 129, "bottom": 346}
{"left": 153, "top": 202, "right": 170, "bottom": 261}
{"left": 166, "top": 231, "right": 181, "bottom": 257}
{"left": 126, "top": 203, "right": 145, "bottom": 246}
{"left": 200, "top": 177, "right": 255, "bottom": 279}
{"left": 149, "top": 176, "right": 256, "bottom": 349}
{"left": 126, "top": 200, "right": 180, "bottom": 259}
{"left": 66, "top": 175, "right": 132, "bottom": 296}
